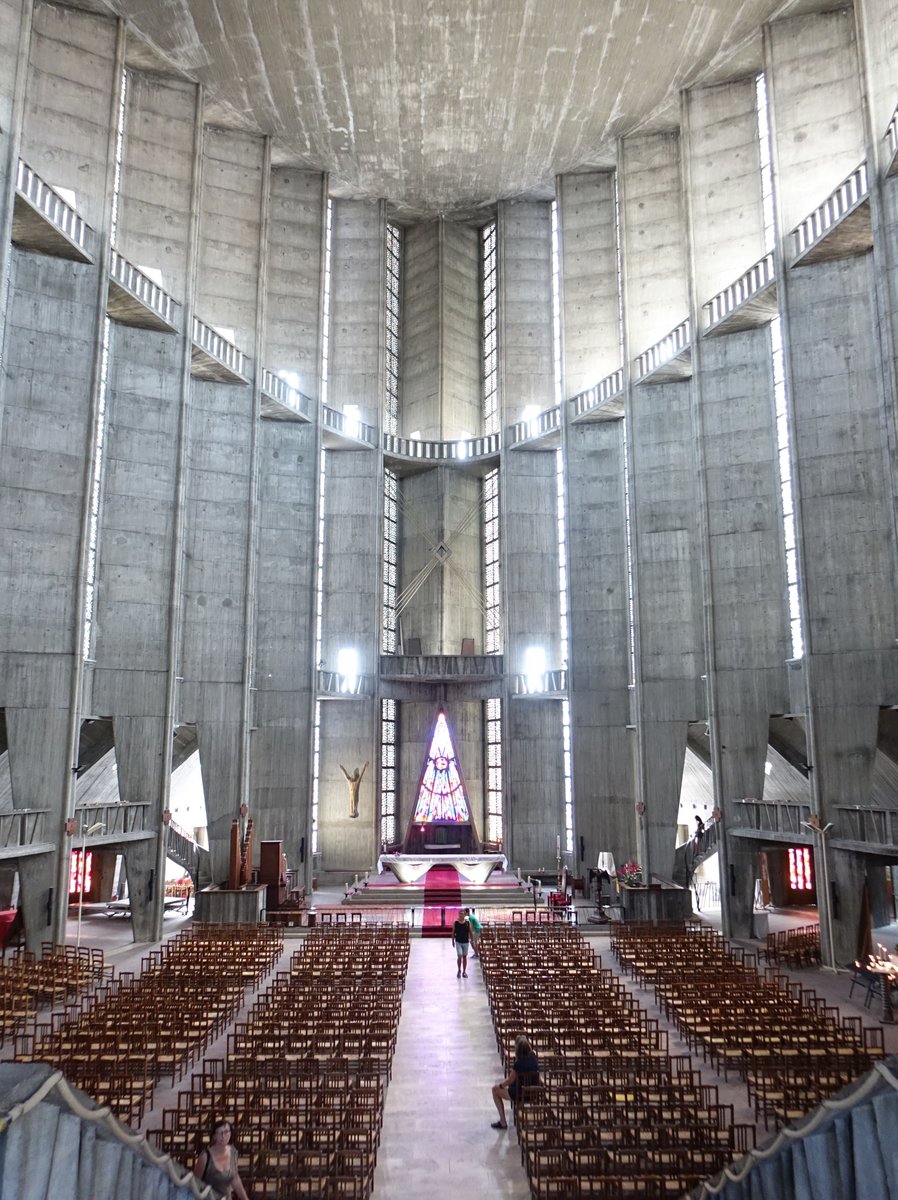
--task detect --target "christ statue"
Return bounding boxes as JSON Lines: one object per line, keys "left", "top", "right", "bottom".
{"left": 340, "top": 761, "right": 369, "bottom": 818}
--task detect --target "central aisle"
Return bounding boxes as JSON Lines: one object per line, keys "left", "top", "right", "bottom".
{"left": 372, "top": 937, "right": 532, "bottom": 1199}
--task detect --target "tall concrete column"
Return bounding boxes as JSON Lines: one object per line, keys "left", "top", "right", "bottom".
{"left": 681, "top": 76, "right": 791, "bottom": 938}
{"left": 498, "top": 200, "right": 564, "bottom": 870}
{"left": 317, "top": 198, "right": 384, "bottom": 881}
{"left": 91, "top": 71, "right": 203, "bottom": 940}
{"left": 767, "top": 9, "right": 896, "bottom": 963}
{"left": 619, "top": 132, "right": 704, "bottom": 879}
{"left": 0, "top": 2, "right": 122, "bottom": 950}
{"left": 250, "top": 167, "right": 326, "bottom": 880}
{"left": 0, "top": 0, "right": 32, "bottom": 343}
{"left": 558, "top": 171, "right": 634, "bottom": 872}
{"left": 179, "top": 127, "right": 266, "bottom": 880}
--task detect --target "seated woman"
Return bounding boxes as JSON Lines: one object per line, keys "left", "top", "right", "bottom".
{"left": 491, "top": 1034, "right": 540, "bottom": 1129}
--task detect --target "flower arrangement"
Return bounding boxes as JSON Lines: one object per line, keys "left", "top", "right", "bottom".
{"left": 618, "top": 859, "right": 643, "bottom": 886}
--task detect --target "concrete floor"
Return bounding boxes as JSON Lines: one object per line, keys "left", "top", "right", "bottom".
{"left": 9, "top": 895, "right": 898, "bottom": 1200}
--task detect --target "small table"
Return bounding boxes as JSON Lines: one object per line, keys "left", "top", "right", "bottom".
{"left": 868, "top": 963, "right": 896, "bottom": 1023}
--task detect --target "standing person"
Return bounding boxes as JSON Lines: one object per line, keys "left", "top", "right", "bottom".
{"left": 466, "top": 906, "right": 482, "bottom": 957}
{"left": 193, "top": 1119, "right": 249, "bottom": 1200}
{"left": 451, "top": 910, "right": 470, "bottom": 977}
{"left": 694, "top": 813, "right": 705, "bottom": 851}
{"left": 491, "top": 1034, "right": 540, "bottom": 1129}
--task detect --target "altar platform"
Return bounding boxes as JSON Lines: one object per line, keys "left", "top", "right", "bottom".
{"left": 376, "top": 851, "right": 506, "bottom": 885}
{"left": 344, "top": 862, "right": 532, "bottom": 908}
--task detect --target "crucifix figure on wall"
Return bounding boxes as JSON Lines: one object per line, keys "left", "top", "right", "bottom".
{"left": 340, "top": 761, "right": 369, "bottom": 819}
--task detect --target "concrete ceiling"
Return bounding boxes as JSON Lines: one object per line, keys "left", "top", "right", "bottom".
{"left": 104, "top": 0, "right": 825, "bottom": 220}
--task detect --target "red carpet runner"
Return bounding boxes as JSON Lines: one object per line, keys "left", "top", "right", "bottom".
{"left": 421, "top": 865, "right": 462, "bottom": 938}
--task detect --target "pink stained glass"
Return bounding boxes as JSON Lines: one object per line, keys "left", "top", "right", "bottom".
{"left": 413, "top": 711, "right": 470, "bottom": 823}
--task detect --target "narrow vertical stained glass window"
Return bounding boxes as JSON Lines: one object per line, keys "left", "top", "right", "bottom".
{"left": 385, "top": 223, "right": 401, "bottom": 436}
{"left": 381, "top": 698, "right": 397, "bottom": 848}
{"left": 756, "top": 73, "right": 804, "bottom": 660}
{"left": 383, "top": 469, "right": 399, "bottom": 653}
{"left": 485, "top": 697, "right": 503, "bottom": 844}
{"left": 413, "top": 711, "right": 470, "bottom": 823}
{"left": 482, "top": 222, "right": 499, "bottom": 435}
{"left": 483, "top": 469, "right": 501, "bottom": 654}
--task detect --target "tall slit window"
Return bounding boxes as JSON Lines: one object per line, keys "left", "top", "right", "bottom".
{"left": 485, "top": 698, "right": 503, "bottom": 844}
{"left": 381, "top": 699, "right": 397, "bottom": 848}
{"left": 385, "top": 223, "right": 401, "bottom": 436}
{"left": 383, "top": 470, "right": 399, "bottom": 653}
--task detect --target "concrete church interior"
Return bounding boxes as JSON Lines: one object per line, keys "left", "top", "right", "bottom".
{"left": 3, "top": 0, "right": 898, "bottom": 1197}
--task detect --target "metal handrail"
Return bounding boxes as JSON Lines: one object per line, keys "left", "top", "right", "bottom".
{"left": 635, "top": 317, "right": 691, "bottom": 380}
{"left": 382, "top": 431, "right": 500, "bottom": 459}
{"left": 109, "top": 251, "right": 177, "bottom": 326}
{"left": 703, "top": 252, "right": 775, "bottom": 328}
{"left": 571, "top": 368, "right": 625, "bottom": 418}
{"left": 192, "top": 316, "right": 248, "bottom": 378}
{"left": 15, "top": 159, "right": 90, "bottom": 250}
{"left": 792, "top": 162, "right": 869, "bottom": 257}
{"left": 508, "top": 406, "right": 561, "bottom": 446}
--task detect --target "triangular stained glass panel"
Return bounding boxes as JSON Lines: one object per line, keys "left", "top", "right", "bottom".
{"left": 412, "top": 711, "right": 470, "bottom": 823}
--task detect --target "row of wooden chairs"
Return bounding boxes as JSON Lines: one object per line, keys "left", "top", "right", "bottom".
{"left": 760, "top": 924, "right": 821, "bottom": 968}
{"left": 611, "top": 921, "right": 884, "bottom": 1130}
{"left": 479, "top": 923, "right": 753, "bottom": 1197}
{"left": 15, "top": 924, "right": 284, "bottom": 1125}
{"left": 150, "top": 925, "right": 410, "bottom": 1200}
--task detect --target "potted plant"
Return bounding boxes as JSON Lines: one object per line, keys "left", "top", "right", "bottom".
{"left": 619, "top": 859, "right": 643, "bottom": 886}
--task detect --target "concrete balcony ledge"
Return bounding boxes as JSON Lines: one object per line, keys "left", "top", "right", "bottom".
{"left": 107, "top": 251, "right": 179, "bottom": 332}
{"left": 729, "top": 797, "right": 810, "bottom": 839}
{"left": 791, "top": 162, "right": 872, "bottom": 265}
{"left": 322, "top": 406, "right": 377, "bottom": 449}
{"left": 12, "top": 159, "right": 94, "bottom": 263}
{"left": 570, "top": 369, "right": 625, "bottom": 423}
{"left": 380, "top": 654, "right": 504, "bottom": 681}
{"left": 634, "top": 318, "right": 692, "bottom": 383}
{"left": 702, "top": 252, "right": 777, "bottom": 337}
{"left": 191, "top": 316, "right": 250, "bottom": 384}
{"left": 260, "top": 369, "right": 314, "bottom": 423}
{"left": 318, "top": 670, "right": 375, "bottom": 697}
{"left": 383, "top": 432, "right": 500, "bottom": 474}
{"left": 510, "top": 669, "right": 567, "bottom": 697}
{"left": 507, "top": 406, "right": 561, "bottom": 449}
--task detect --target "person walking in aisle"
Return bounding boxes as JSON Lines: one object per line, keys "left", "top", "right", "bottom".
{"left": 466, "top": 906, "right": 482, "bottom": 956}
{"left": 452, "top": 910, "right": 470, "bottom": 977}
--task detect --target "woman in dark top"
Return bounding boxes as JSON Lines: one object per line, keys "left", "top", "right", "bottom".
{"left": 193, "top": 1118, "right": 249, "bottom": 1200}
{"left": 491, "top": 1034, "right": 540, "bottom": 1129}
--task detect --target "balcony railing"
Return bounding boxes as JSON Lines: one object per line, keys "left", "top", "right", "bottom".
{"left": 791, "top": 162, "right": 869, "bottom": 259}
{"left": 508, "top": 406, "right": 561, "bottom": 447}
{"left": 109, "top": 251, "right": 178, "bottom": 329}
{"left": 191, "top": 317, "right": 249, "bottom": 382}
{"left": 322, "top": 406, "right": 378, "bottom": 446}
{"left": 730, "top": 797, "right": 810, "bottom": 837}
{"left": 0, "top": 808, "right": 49, "bottom": 853}
{"left": 14, "top": 159, "right": 92, "bottom": 259}
{"left": 887, "top": 102, "right": 898, "bottom": 176}
{"left": 570, "top": 369, "right": 625, "bottom": 420}
{"left": 318, "top": 670, "right": 375, "bottom": 697}
{"left": 635, "top": 318, "right": 692, "bottom": 382}
{"left": 703, "top": 252, "right": 775, "bottom": 330}
{"left": 73, "top": 802, "right": 151, "bottom": 838}
{"left": 510, "top": 669, "right": 567, "bottom": 697}
{"left": 834, "top": 806, "right": 898, "bottom": 847}
{"left": 383, "top": 432, "right": 500, "bottom": 461}
{"left": 260, "top": 368, "right": 314, "bottom": 422}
